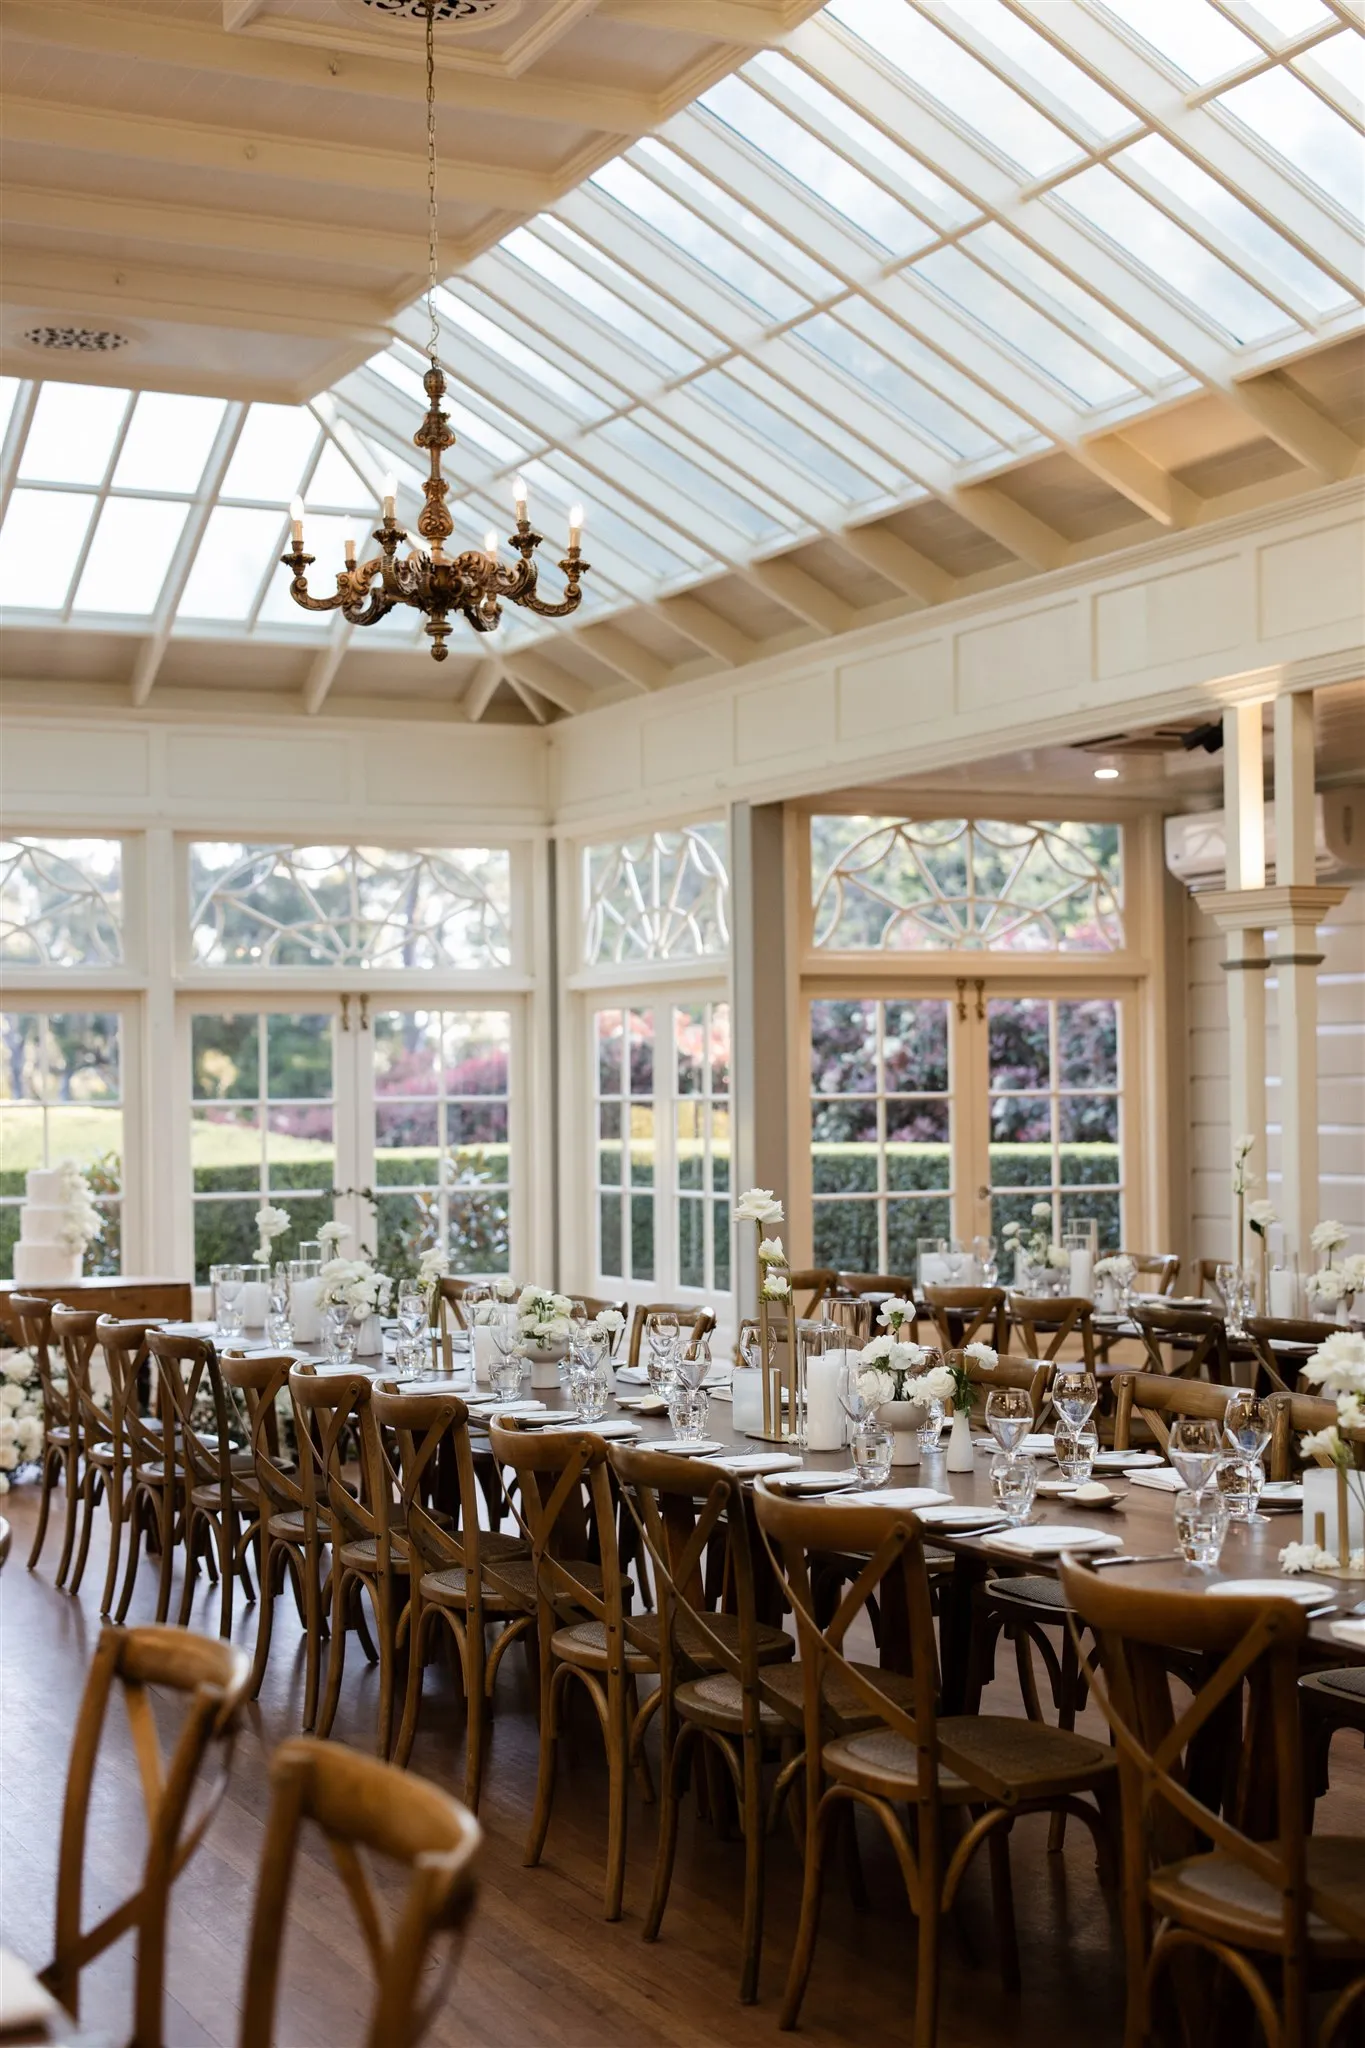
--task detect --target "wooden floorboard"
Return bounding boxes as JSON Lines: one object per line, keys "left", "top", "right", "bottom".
{"left": 2, "top": 1489, "right": 1362, "bottom": 2047}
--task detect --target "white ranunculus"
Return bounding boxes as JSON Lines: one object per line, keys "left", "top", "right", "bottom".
{"left": 1340, "top": 1254, "right": 1365, "bottom": 1295}
{"left": 917, "top": 1364, "right": 956, "bottom": 1407}
{"left": 318, "top": 1221, "right": 350, "bottom": 1250}
{"left": 877, "top": 1296, "right": 915, "bottom": 1332}
{"left": 1031, "top": 1202, "right": 1052, "bottom": 1222}
{"left": 1306, "top": 1267, "right": 1344, "bottom": 1303}
{"left": 1310, "top": 1218, "right": 1349, "bottom": 1255}
{"left": 860, "top": 1335, "right": 895, "bottom": 1367}
{"left": 0, "top": 1444, "right": 16, "bottom": 1472}
{"left": 964, "top": 1342, "right": 997, "bottom": 1368}
{"left": 0, "top": 1385, "right": 24, "bottom": 1414}
{"left": 735, "top": 1187, "right": 784, "bottom": 1225}
{"left": 856, "top": 1367, "right": 896, "bottom": 1407}
{"left": 592, "top": 1307, "right": 625, "bottom": 1335}
{"left": 1, "top": 1352, "right": 32, "bottom": 1384}
{"left": 1246, "top": 1199, "right": 1277, "bottom": 1232}
{"left": 0, "top": 1418, "right": 15, "bottom": 1447}
{"left": 14, "top": 1415, "right": 42, "bottom": 1455}
{"left": 1047, "top": 1244, "right": 1069, "bottom": 1269}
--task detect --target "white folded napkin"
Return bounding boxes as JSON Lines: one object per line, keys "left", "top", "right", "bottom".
{"left": 614, "top": 1365, "right": 649, "bottom": 1385}
{"left": 466, "top": 1399, "right": 546, "bottom": 1418}
{"left": 986, "top": 1523, "right": 1123, "bottom": 1556}
{"left": 647, "top": 1438, "right": 726, "bottom": 1457}
{"left": 1329, "top": 1618, "right": 1365, "bottom": 1649}
{"left": 830, "top": 1486, "right": 954, "bottom": 1511}
{"left": 536, "top": 1417, "right": 641, "bottom": 1440}
{"left": 1128, "top": 1468, "right": 1184, "bottom": 1493}
{"left": 712, "top": 1450, "right": 803, "bottom": 1475}
{"left": 0, "top": 1946, "right": 60, "bottom": 2031}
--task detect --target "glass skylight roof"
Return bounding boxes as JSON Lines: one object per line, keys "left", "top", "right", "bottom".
{"left": 1, "top": 0, "right": 1360, "bottom": 668}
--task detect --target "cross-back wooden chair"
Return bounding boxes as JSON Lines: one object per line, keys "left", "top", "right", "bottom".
{"left": 922, "top": 1285, "right": 1008, "bottom": 1352}
{"left": 370, "top": 1382, "right": 533, "bottom": 1803}
{"left": 50, "top": 1306, "right": 108, "bottom": 1599}
{"left": 146, "top": 1330, "right": 256, "bottom": 1639}
{"left": 487, "top": 1415, "right": 654, "bottom": 1920}
{"left": 289, "top": 1363, "right": 408, "bottom": 1757}
{"left": 834, "top": 1271, "right": 919, "bottom": 1320}
{"left": 12, "top": 1290, "right": 77, "bottom": 1580}
{"left": 1132, "top": 1300, "right": 1239, "bottom": 1384}
{"left": 609, "top": 1442, "right": 796, "bottom": 2002}
{"left": 1110, "top": 1372, "right": 1332, "bottom": 1484}
{"left": 1010, "top": 1294, "right": 1097, "bottom": 1368}
{"left": 1118, "top": 1251, "right": 1180, "bottom": 1295}
{"left": 1245, "top": 1315, "right": 1338, "bottom": 1396}
{"left": 626, "top": 1302, "right": 716, "bottom": 1371}
{"left": 237, "top": 1735, "right": 482, "bottom": 2048}
{"left": 788, "top": 1268, "right": 838, "bottom": 1318}
{"left": 1060, "top": 1559, "right": 1365, "bottom": 2048}
{"left": 966, "top": 1350, "right": 1053, "bottom": 1419}
{"left": 753, "top": 1483, "right": 1116, "bottom": 2045}
{"left": 42, "top": 1623, "right": 250, "bottom": 2046}
{"left": 82, "top": 1315, "right": 160, "bottom": 1618}
{"left": 101, "top": 1319, "right": 179, "bottom": 1626}
{"left": 220, "top": 1351, "right": 325, "bottom": 1726}
{"left": 427, "top": 1276, "right": 512, "bottom": 1368}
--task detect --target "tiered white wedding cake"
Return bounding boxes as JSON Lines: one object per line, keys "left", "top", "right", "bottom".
{"left": 13, "top": 1166, "right": 83, "bottom": 1287}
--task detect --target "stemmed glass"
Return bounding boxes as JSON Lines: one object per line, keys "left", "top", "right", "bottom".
{"left": 1052, "top": 1369, "right": 1098, "bottom": 1433}
{"left": 265, "top": 1265, "right": 293, "bottom": 1347}
{"left": 1168, "top": 1417, "right": 1224, "bottom": 1496}
{"left": 1220, "top": 1393, "right": 1272, "bottom": 1520}
{"left": 324, "top": 1301, "right": 356, "bottom": 1366}
{"left": 972, "top": 1235, "right": 998, "bottom": 1287}
{"left": 984, "top": 1388, "right": 1032, "bottom": 1459}
{"left": 488, "top": 1301, "right": 520, "bottom": 1382}
{"left": 943, "top": 1242, "right": 966, "bottom": 1285}
{"left": 1214, "top": 1262, "right": 1251, "bottom": 1339}
{"left": 646, "top": 1312, "right": 682, "bottom": 1394}
{"left": 214, "top": 1264, "right": 245, "bottom": 1339}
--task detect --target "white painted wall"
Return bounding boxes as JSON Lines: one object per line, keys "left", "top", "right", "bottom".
{"left": 1188, "top": 878, "right": 1365, "bottom": 1269}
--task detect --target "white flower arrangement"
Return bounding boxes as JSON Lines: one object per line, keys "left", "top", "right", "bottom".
{"left": 735, "top": 1187, "right": 784, "bottom": 1225}
{"left": 1307, "top": 1267, "right": 1346, "bottom": 1305}
{"left": 855, "top": 1335, "right": 927, "bottom": 1407}
{"left": 317, "top": 1257, "right": 393, "bottom": 1317}
{"left": 253, "top": 1202, "right": 291, "bottom": 1267}
{"left": 1093, "top": 1254, "right": 1136, "bottom": 1284}
{"left": 55, "top": 1160, "right": 102, "bottom": 1257}
{"left": 1311, "top": 1218, "right": 1350, "bottom": 1259}
{"left": 416, "top": 1247, "right": 445, "bottom": 1299}
{"left": 1301, "top": 1330, "right": 1365, "bottom": 1403}
{"left": 1002, "top": 1209, "right": 1067, "bottom": 1272}
{"left": 518, "top": 1285, "right": 573, "bottom": 1348}
{"left": 1297, "top": 1333, "right": 1365, "bottom": 1555}
{"left": 318, "top": 1221, "right": 351, "bottom": 1253}
{"left": 0, "top": 1346, "right": 48, "bottom": 1493}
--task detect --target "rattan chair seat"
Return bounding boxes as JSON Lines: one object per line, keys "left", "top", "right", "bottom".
{"left": 266, "top": 1509, "right": 308, "bottom": 1541}
{"left": 1313, "top": 1666, "right": 1365, "bottom": 1701}
{"left": 339, "top": 1534, "right": 409, "bottom": 1571}
{"left": 674, "top": 1671, "right": 786, "bottom": 1731}
{"left": 418, "top": 1564, "right": 533, "bottom": 1615}
{"left": 1148, "top": 1838, "right": 1365, "bottom": 1956}
{"left": 549, "top": 1617, "right": 658, "bottom": 1673}
{"left": 190, "top": 1479, "right": 256, "bottom": 1513}
{"left": 624, "top": 1607, "right": 795, "bottom": 1669}
{"left": 760, "top": 1655, "right": 918, "bottom": 1728}
{"left": 824, "top": 1714, "right": 1113, "bottom": 1805}
{"left": 986, "top": 1573, "right": 1070, "bottom": 1610}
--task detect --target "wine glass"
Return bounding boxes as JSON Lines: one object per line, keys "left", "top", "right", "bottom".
{"left": 397, "top": 1285, "right": 426, "bottom": 1341}
{"left": 972, "top": 1235, "right": 998, "bottom": 1287}
{"left": 214, "top": 1263, "right": 245, "bottom": 1338}
{"left": 984, "top": 1387, "right": 1032, "bottom": 1459}
{"left": 646, "top": 1312, "right": 682, "bottom": 1393}
{"left": 1052, "top": 1369, "right": 1098, "bottom": 1432}
{"left": 1167, "top": 1417, "right": 1224, "bottom": 1496}
{"left": 943, "top": 1242, "right": 966, "bottom": 1285}
{"left": 488, "top": 1301, "right": 519, "bottom": 1374}
{"left": 1222, "top": 1394, "right": 1272, "bottom": 1518}
{"left": 324, "top": 1301, "right": 355, "bottom": 1365}
{"left": 1214, "top": 1262, "right": 1250, "bottom": 1338}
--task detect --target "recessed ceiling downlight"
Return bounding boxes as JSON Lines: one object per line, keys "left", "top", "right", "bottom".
{"left": 21, "top": 326, "right": 131, "bottom": 354}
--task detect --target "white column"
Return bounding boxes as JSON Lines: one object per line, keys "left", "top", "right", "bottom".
{"left": 1222, "top": 703, "right": 1268, "bottom": 1257}
{"left": 729, "top": 801, "right": 789, "bottom": 1322}
{"left": 142, "top": 826, "right": 180, "bottom": 1276}
{"left": 1272, "top": 691, "right": 1319, "bottom": 1269}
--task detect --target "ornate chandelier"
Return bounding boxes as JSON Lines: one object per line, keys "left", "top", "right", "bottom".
{"left": 279, "top": 0, "right": 587, "bottom": 661}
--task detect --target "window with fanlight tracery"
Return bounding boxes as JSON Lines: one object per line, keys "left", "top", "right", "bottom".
{"left": 0, "top": 836, "right": 123, "bottom": 967}
{"left": 583, "top": 822, "right": 728, "bottom": 967}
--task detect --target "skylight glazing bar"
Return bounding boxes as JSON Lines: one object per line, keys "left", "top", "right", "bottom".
{"left": 59, "top": 392, "right": 135, "bottom": 623}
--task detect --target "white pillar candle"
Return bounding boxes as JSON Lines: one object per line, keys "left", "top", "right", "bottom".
{"left": 1269, "top": 1266, "right": 1299, "bottom": 1319}
{"left": 290, "top": 1275, "right": 321, "bottom": 1344}
{"left": 731, "top": 1367, "right": 765, "bottom": 1435}
{"left": 240, "top": 1281, "right": 270, "bottom": 1331}
{"left": 805, "top": 1353, "right": 845, "bottom": 1452}
{"left": 473, "top": 1325, "right": 496, "bottom": 1386}
{"left": 1069, "top": 1249, "right": 1094, "bottom": 1300}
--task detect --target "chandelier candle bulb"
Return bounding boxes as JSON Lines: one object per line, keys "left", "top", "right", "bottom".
{"left": 344, "top": 536, "right": 357, "bottom": 568}
{"left": 381, "top": 475, "right": 397, "bottom": 524}
{"left": 289, "top": 498, "right": 304, "bottom": 546}
{"left": 513, "top": 475, "right": 528, "bottom": 524}
{"left": 484, "top": 530, "right": 498, "bottom": 558}
{"left": 568, "top": 504, "right": 584, "bottom": 550}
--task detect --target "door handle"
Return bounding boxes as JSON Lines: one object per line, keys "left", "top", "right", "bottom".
{"left": 339, "top": 992, "right": 351, "bottom": 1033}
{"left": 977, "top": 1186, "right": 991, "bottom": 1201}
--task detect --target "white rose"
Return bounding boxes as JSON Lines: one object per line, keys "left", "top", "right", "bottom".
{"left": 2, "top": 1353, "right": 32, "bottom": 1383}
{"left": 0, "top": 1386, "right": 24, "bottom": 1414}
{"left": 592, "top": 1308, "right": 625, "bottom": 1335}
{"left": 736, "top": 1187, "right": 784, "bottom": 1225}
{"left": 0, "top": 1444, "right": 16, "bottom": 1472}
{"left": 964, "top": 1343, "right": 997, "bottom": 1368}
{"left": 917, "top": 1364, "right": 956, "bottom": 1407}
{"left": 14, "top": 1415, "right": 41, "bottom": 1455}
{"left": 856, "top": 1367, "right": 895, "bottom": 1406}
{"left": 1031, "top": 1203, "right": 1052, "bottom": 1222}
{"left": 1310, "top": 1218, "right": 1349, "bottom": 1255}
{"left": 1306, "top": 1268, "right": 1343, "bottom": 1302}
{"left": 757, "top": 1236, "right": 785, "bottom": 1264}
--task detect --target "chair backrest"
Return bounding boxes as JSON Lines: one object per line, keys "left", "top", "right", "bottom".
{"left": 9, "top": 1291, "right": 64, "bottom": 1427}
{"left": 238, "top": 1735, "right": 481, "bottom": 2048}
{"left": 1059, "top": 1561, "right": 1365, "bottom": 1955}
{"left": 969, "top": 1351, "right": 1052, "bottom": 1421}
{"left": 787, "top": 1268, "right": 838, "bottom": 1318}
{"left": 610, "top": 1443, "right": 772, "bottom": 1713}
{"left": 1131, "top": 1301, "right": 1233, "bottom": 1384}
{"left": 46, "top": 1623, "right": 249, "bottom": 2040}
{"left": 51, "top": 1306, "right": 108, "bottom": 1447}
{"left": 1195, "top": 1258, "right": 1226, "bottom": 1300}
{"left": 220, "top": 1352, "right": 304, "bottom": 1521}
{"left": 486, "top": 1417, "right": 621, "bottom": 1633}
{"left": 1111, "top": 1371, "right": 1311, "bottom": 1483}
{"left": 1244, "top": 1316, "right": 1337, "bottom": 1396}
{"left": 626, "top": 1302, "right": 716, "bottom": 1370}
{"left": 288, "top": 1364, "right": 385, "bottom": 1554}
{"left": 370, "top": 1382, "right": 488, "bottom": 1586}
{"left": 146, "top": 1330, "right": 237, "bottom": 1504}
{"left": 1010, "top": 1294, "right": 1096, "bottom": 1368}
{"left": 922, "top": 1286, "right": 1008, "bottom": 1351}
{"left": 96, "top": 1318, "right": 163, "bottom": 1478}
{"left": 1118, "top": 1252, "right": 1180, "bottom": 1295}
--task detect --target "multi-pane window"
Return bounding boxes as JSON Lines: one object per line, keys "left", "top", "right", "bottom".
{"left": 988, "top": 998, "right": 1124, "bottom": 1252}
{"left": 594, "top": 1000, "right": 731, "bottom": 1295}
{"left": 189, "top": 1010, "right": 335, "bottom": 1282}
{"left": 809, "top": 998, "right": 952, "bottom": 1274}
{"left": 0, "top": 836, "right": 123, "bottom": 967}
{"left": 811, "top": 816, "right": 1123, "bottom": 953}
{"left": 584, "top": 823, "right": 728, "bottom": 967}
{"left": 189, "top": 842, "right": 511, "bottom": 970}
{"left": 0, "top": 1011, "right": 123, "bottom": 1276}
{"left": 674, "top": 1002, "right": 731, "bottom": 1295}
{"left": 372, "top": 1008, "right": 511, "bottom": 1279}
{"left": 595, "top": 1007, "right": 656, "bottom": 1283}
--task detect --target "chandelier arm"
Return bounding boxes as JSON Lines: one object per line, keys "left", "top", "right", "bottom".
{"left": 512, "top": 555, "right": 589, "bottom": 618}
{"left": 279, "top": 556, "right": 354, "bottom": 614}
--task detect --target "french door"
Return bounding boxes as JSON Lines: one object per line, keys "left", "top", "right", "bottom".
{"left": 1, "top": 1001, "right": 135, "bottom": 1277}
{"left": 183, "top": 996, "right": 517, "bottom": 1283}
{"left": 805, "top": 980, "right": 1131, "bottom": 1269}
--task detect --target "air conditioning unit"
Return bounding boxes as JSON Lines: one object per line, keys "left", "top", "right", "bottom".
{"left": 1164, "top": 787, "right": 1365, "bottom": 891}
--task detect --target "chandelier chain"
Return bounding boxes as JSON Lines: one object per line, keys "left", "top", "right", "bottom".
{"left": 425, "top": 0, "right": 439, "bottom": 365}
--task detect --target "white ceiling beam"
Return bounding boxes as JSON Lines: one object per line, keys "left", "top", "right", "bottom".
{"left": 2, "top": 99, "right": 556, "bottom": 211}
{"left": 2, "top": 250, "right": 393, "bottom": 348}
{"left": 836, "top": 525, "right": 953, "bottom": 605}
{"left": 461, "top": 660, "right": 506, "bottom": 724}
{"left": 223, "top": 0, "right": 268, "bottom": 26}
{"left": 744, "top": 560, "right": 855, "bottom": 635}
{"left": 576, "top": 624, "right": 669, "bottom": 691}
{"left": 503, "top": 671, "right": 549, "bottom": 724}
{"left": 656, "top": 594, "right": 759, "bottom": 664}
{"left": 1074, "top": 436, "right": 1201, "bottom": 529}
{"left": 3, "top": 4, "right": 656, "bottom": 133}
{"left": 1228, "top": 371, "right": 1360, "bottom": 480}
{"left": 949, "top": 486, "right": 1070, "bottom": 570}
{"left": 130, "top": 401, "right": 247, "bottom": 707}
{"left": 596, "top": 0, "right": 799, "bottom": 38}
{"left": 501, "top": 650, "right": 592, "bottom": 715}
{"left": 301, "top": 619, "right": 354, "bottom": 716}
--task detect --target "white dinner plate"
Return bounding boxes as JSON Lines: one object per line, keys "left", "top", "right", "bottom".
{"left": 819, "top": 1487, "right": 950, "bottom": 1512}
{"left": 645, "top": 1437, "right": 726, "bottom": 1458}
{"left": 1092, "top": 1450, "right": 1163, "bottom": 1470}
{"left": 1206, "top": 1577, "right": 1334, "bottom": 1605}
{"left": 915, "top": 1505, "right": 1011, "bottom": 1532}
{"left": 986, "top": 1523, "right": 1124, "bottom": 1557}
{"left": 466, "top": 1399, "right": 547, "bottom": 1419}
{"left": 711, "top": 1451, "right": 804, "bottom": 1476}
{"left": 536, "top": 1417, "right": 641, "bottom": 1441}
{"left": 1260, "top": 1481, "right": 1304, "bottom": 1504}
{"left": 771, "top": 1469, "right": 861, "bottom": 1493}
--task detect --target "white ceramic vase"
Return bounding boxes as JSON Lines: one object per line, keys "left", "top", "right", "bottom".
{"left": 877, "top": 1398, "right": 923, "bottom": 1466}
{"left": 523, "top": 1341, "right": 567, "bottom": 1390}
{"left": 945, "top": 1406, "right": 976, "bottom": 1472}
{"left": 354, "top": 1313, "right": 384, "bottom": 1357}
